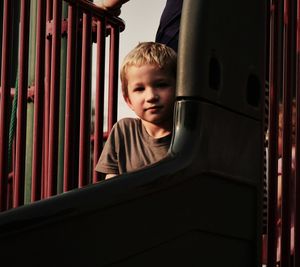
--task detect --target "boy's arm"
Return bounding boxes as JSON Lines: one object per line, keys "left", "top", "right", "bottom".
{"left": 95, "top": 122, "right": 120, "bottom": 177}
{"left": 105, "top": 174, "right": 117, "bottom": 179}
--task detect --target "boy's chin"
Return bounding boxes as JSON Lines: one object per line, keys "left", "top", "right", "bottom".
{"left": 142, "top": 116, "right": 173, "bottom": 126}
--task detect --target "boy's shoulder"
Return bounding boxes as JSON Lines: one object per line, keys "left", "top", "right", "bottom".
{"left": 111, "top": 117, "right": 142, "bottom": 143}
{"left": 113, "top": 118, "right": 142, "bottom": 133}
{"left": 115, "top": 117, "right": 141, "bottom": 129}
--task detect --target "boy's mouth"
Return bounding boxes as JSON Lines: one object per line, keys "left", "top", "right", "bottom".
{"left": 145, "top": 106, "right": 162, "bottom": 111}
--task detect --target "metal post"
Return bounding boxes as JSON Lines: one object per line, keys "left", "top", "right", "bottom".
{"left": 13, "top": 0, "right": 30, "bottom": 208}
{"left": 63, "top": 3, "right": 78, "bottom": 191}
{"left": 47, "top": 0, "right": 62, "bottom": 197}
{"left": 93, "top": 18, "right": 106, "bottom": 183}
{"left": 0, "top": 0, "right": 13, "bottom": 211}
{"left": 78, "top": 12, "right": 92, "bottom": 188}
{"left": 107, "top": 25, "right": 119, "bottom": 133}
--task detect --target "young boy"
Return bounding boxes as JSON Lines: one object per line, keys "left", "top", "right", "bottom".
{"left": 95, "top": 42, "right": 177, "bottom": 179}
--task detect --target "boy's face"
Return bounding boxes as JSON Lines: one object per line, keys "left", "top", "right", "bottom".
{"left": 124, "top": 64, "right": 176, "bottom": 128}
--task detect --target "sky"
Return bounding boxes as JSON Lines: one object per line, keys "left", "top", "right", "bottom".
{"left": 116, "top": 0, "right": 167, "bottom": 119}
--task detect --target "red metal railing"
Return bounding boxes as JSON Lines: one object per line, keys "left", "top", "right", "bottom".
{"left": 5, "top": 2, "right": 300, "bottom": 266}
{"left": 0, "top": 0, "right": 124, "bottom": 211}
{"left": 32, "top": 0, "right": 46, "bottom": 203}
{"left": 266, "top": 0, "right": 300, "bottom": 266}
{"left": 0, "top": 0, "right": 13, "bottom": 211}
{"left": 14, "top": 0, "right": 31, "bottom": 208}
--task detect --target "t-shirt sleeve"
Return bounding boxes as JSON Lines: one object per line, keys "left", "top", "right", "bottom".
{"left": 95, "top": 125, "right": 120, "bottom": 175}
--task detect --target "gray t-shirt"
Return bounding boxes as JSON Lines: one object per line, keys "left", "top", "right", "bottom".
{"left": 95, "top": 118, "right": 172, "bottom": 175}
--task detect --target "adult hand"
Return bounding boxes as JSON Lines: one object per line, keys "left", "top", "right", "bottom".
{"left": 94, "top": 0, "right": 129, "bottom": 16}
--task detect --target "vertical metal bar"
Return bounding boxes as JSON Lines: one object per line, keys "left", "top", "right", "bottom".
{"left": 42, "top": 0, "right": 53, "bottom": 199}
{"left": 107, "top": 26, "right": 119, "bottom": 133}
{"left": 280, "top": 0, "right": 296, "bottom": 264}
{"left": 93, "top": 18, "right": 106, "bottom": 183}
{"left": 63, "top": 4, "right": 78, "bottom": 192}
{"left": 23, "top": 0, "right": 37, "bottom": 205}
{"left": 31, "top": 0, "right": 46, "bottom": 202}
{"left": 0, "top": 0, "right": 13, "bottom": 211}
{"left": 267, "top": 0, "right": 284, "bottom": 266}
{"left": 47, "top": 0, "right": 62, "bottom": 197}
{"left": 0, "top": 1, "right": 3, "bottom": 79}
{"left": 262, "top": 1, "right": 271, "bottom": 264}
{"left": 78, "top": 12, "right": 92, "bottom": 188}
{"left": 8, "top": 139, "right": 15, "bottom": 208}
{"left": 294, "top": 0, "right": 300, "bottom": 265}
{"left": 13, "top": 0, "right": 30, "bottom": 208}
{"left": 8, "top": 140, "right": 16, "bottom": 208}
{"left": 57, "top": 2, "right": 68, "bottom": 194}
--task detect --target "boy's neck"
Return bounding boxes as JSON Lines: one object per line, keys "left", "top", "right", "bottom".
{"left": 141, "top": 119, "right": 173, "bottom": 138}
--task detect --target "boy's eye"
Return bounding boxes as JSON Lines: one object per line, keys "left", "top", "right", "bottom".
{"left": 156, "top": 82, "right": 168, "bottom": 88}
{"left": 133, "top": 87, "right": 144, "bottom": 92}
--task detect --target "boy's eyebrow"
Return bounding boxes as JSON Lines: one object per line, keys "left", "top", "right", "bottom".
{"left": 129, "top": 81, "right": 143, "bottom": 86}
{"left": 153, "top": 75, "right": 174, "bottom": 80}
{"left": 128, "top": 83, "right": 144, "bottom": 89}
{"left": 155, "top": 77, "right": 175, "bottom": 83}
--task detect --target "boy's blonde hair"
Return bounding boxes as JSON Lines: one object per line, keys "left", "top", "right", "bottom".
{"left": 120, "top": 42, "right": 177, "bottom": 98}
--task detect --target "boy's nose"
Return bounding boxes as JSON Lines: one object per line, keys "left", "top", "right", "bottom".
{"left": 146, "top": 89, "right": 158, "bottom": 102}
